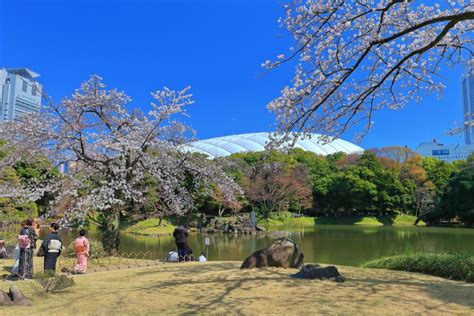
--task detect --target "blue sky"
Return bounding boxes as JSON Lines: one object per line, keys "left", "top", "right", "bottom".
{"left": 0, "top": 0, "right": 468, "bottom": 150}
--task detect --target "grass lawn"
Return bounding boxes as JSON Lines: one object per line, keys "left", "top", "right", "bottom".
{"left": 0, "top": 256, "right": 157, "bottom": 278}
{"left": 0, "top": 261, "right": 473, "bottom": 315}
{"left": 123, "top": 218, "right": 176, "bottom": 236}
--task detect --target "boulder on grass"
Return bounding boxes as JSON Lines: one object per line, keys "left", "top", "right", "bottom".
{"left": 293, "top": 264, "right": 345, "bottom": 282}
{"left": 9, "top": 285, "right": 31, "bottom": 306}
{"left": 0, "top": 290, "right": 12, "bottom": 306}
{"left": 240, "top": 237, "right": 304, "bottom": 269}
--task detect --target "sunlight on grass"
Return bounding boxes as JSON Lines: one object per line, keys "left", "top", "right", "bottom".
{"left": 0, "top": 262, "right": 472, "bottom": 315}
{"left": 124, "top": 218, "right": 176, "bottom": 235}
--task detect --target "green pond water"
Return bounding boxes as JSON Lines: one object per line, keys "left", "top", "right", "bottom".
{"left": 53, "top": 225, "right": 474, "bottom": 266}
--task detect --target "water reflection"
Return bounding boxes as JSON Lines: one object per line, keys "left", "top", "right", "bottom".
{"left": 47, "top": 225, "right": 474, "bottom": 266}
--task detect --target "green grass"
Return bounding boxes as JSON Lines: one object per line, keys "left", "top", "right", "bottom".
{"left": 123, "top": 218, "right": 175, "bottom": 235}
{"left": 362, "top": 253, "right": 474, "bottom": 282}
{"left": 1, "top": 262, "right": 473, "bottom": 315}
{"left": 260, "top": 214, "right": 424, "bottom": 230}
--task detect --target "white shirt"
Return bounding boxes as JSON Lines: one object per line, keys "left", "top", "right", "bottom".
{"left": 198, "top": 255, "right": 207, "bottom": 262}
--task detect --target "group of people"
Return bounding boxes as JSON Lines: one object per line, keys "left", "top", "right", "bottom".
{"left": 172, "top": 225, "right": 207, "bottom": 262}
{"left": 10, "top": 220, "right": 203, "bottom": 279}
{"left": 11, "top": 218, "right": 91, "bottom": 280}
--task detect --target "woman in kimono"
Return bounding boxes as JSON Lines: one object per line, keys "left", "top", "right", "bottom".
{"left": 74, "top": 229, "right": 90, "bottom": 274}
{"left": 40, "top": 222, "right": 63, "bottom": 272}
{"left": 18, "top": 218, "right": 37, "bottom": 279}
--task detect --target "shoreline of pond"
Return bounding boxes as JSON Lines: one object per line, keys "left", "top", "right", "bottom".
{"left": 121, "top": 214, "right": 430, "bottom": 237}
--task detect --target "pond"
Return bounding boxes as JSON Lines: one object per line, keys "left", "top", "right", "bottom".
{"left": 49, "top": 225, "right": 474, "bottom": 266}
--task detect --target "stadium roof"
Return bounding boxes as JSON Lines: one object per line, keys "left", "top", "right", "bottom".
{"left": 182, "top": 132, "right": 363, "bottom": 159}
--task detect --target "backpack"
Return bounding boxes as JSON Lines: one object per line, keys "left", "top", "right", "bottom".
{"left": 166, "top": 251, "right": 179, "bottom": 262}
{"left": 18, "top": 235, "right": 31, "bottom": 249}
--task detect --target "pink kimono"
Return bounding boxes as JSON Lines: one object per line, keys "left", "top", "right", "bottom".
{"left": 74, "top": 236, "right": 90, "bottom": 273}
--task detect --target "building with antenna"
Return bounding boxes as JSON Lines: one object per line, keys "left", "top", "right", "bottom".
{"left": 0, "top": 68, "right": 42, "bottom": 122}
{"left": 415, "top": 62, "right": 474, "bottom": 162}
{"left": 462, "top": 60, "right": 474, "bottom": 145}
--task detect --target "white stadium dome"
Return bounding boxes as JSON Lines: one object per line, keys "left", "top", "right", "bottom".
{"left": 182, "top": 132, "right": 364, "bottom": 159}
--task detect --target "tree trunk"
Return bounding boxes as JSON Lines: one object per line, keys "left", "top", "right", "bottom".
{"left": 158, "top": 214, "right": 163, "bottom": 227}
{"left": 218, "top": 205, "right": 225, "bottom": 217}
{"left": 100, "top": 212, "right": 121, "bottom": 255}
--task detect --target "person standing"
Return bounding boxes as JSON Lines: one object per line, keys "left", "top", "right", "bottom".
{"left": 172, "top": 225, "right": 189, "bottom": 261}
{"left": 18, "top": 218, "right": 37, "bottom": 279}
{"left": 40, "top": 223, "right": 63, "bottom": 272}
{"left": 74, "top": 229, "right": 90, "bottom": 274}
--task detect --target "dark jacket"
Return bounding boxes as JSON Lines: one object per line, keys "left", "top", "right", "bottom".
{"left": 173, "top": 227, "right": 189, "bottom": 244}
{"left": 19, "top": 226, "right": 38, "bottom": 249}
{"left": 41, "top": 232, "right": 63, "bottom": 255}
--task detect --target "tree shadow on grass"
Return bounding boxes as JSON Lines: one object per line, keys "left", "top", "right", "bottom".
{"left": 376, "top": 215, "right": 396, "bottom": 226}
{"left": 25, "top": 262, "right": 474, "bottom": 314}
{"left": 131, "top": 263, "right": 474, "bottom": 314}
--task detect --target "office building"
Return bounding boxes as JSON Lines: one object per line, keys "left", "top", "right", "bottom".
{"left": 415, "top": 140, "right": 474, "bottom": 162}
{"left": 0, "top": 68, "right": 42, "bottom": 122}
{"left": 416, "top": 62, "right": 474, "bottom": 162}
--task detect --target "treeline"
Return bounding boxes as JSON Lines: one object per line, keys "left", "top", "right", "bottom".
{"left": 0, "top": 156, "right": 58, "bottom": 222}
{"left": 198, "top": 147, "right": 474, "bottom": 226}
{"left": 1, "top": 144, "right": 473, "bottom": 227}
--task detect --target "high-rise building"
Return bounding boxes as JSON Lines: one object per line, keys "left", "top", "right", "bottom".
{"left": 415, "top": 61, "right": 474, "bottom": 161}
{"left": 0, "top": 68, "right": 42, "bottom": 122}
{"left": 462, "top": 60, "right": 474, "bottom": 145}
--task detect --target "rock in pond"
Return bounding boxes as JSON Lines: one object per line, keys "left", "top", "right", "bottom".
{"left": 240, "top": 237, "right": 304, "bottom": 269}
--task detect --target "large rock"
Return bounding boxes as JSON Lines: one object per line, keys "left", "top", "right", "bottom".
{"left": 9, "top": 285, "right": 31, "bottom": 306}
{"left": 292, "top": 264, "right": 345, "bottom": 282}
{"left": 240, "top": 237, "right": 304, "bottom": 269}
{"left": 0, "top": 290, "right": 12, "bottom": 306}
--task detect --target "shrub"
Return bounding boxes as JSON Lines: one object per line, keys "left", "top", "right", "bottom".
{"left": 362, "top": 253, "right": 474, "bottom": 282}
{"left": 34, "top": 271, "right": 75, "bottom": 293}
{"left": 65, "top": 239, "right": 106, "bottom": 259}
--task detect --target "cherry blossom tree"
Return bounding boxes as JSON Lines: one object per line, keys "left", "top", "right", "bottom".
{"left": 0, "top": 76, "right": 241, "bottom": 253}
{"left": 264, "top": 0, "right": 474, "bottom": 142}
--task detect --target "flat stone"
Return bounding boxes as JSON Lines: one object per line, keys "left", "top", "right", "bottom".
{"left": 292, "top": 264, "right": 346, "bottom": 282}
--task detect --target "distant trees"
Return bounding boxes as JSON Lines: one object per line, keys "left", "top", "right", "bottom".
{"left": 214, "top": 147, "right": 472, "bottom": 226}
{"left": 227, "top": 151, "right": 312, "bottom": 218}
{"left": 0, "top": 155, "right": 58, "bottom": 222}
{"left": 432, "top": 155, "right": 474, "bottom": 225}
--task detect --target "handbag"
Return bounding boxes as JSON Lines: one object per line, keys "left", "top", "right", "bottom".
{"left": 37, "top": 246, "right": 45, "bottom": 257}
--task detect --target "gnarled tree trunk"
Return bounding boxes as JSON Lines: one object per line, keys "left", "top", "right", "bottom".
{"left": 100, "top": 212, "right": 121, "bottom": 255}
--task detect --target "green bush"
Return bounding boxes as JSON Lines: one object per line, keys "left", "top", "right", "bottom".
{"left": 362, "top": 253, "right": 474, "bottom": 282}
{"left": 65, "top": 239, "right": 106, "bottom": 259}
{"left": 34, "top": 271, "right": 75, "bottom": 293}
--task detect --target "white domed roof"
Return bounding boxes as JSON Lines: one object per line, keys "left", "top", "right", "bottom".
{"left": 182, "top": 132, "right": 363, "bottom": 159}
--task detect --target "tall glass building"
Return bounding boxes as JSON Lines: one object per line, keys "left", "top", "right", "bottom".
{"left": 462, "top": 60, "right": 474, "bottom": 145}
{"left": 0, "top": 68, "right": 42, "bottom": 122}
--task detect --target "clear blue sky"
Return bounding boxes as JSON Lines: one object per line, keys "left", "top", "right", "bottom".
{"left": 0, "top": 0, "right": 468, "bottom": 150}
